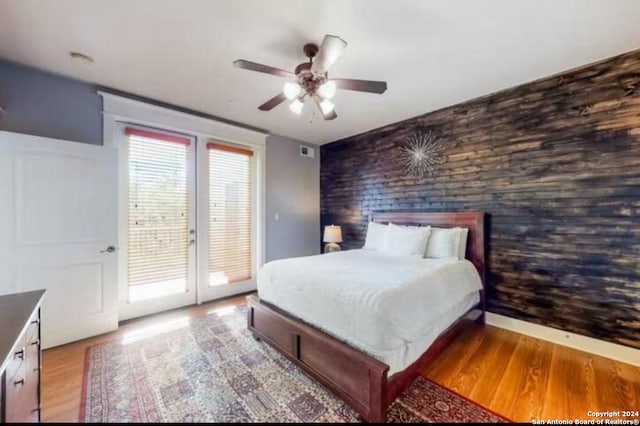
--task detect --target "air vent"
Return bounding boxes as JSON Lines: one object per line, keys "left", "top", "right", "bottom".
{"left": 300, "top": 145, "right": 315, "bottom": 159}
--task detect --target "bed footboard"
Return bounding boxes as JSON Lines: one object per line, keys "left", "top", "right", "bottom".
{"left": 247, "top": 295, "right": 390, "bottom": 422}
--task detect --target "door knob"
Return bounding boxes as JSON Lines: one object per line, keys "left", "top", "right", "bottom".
{"left": 100, "top": 246, "right": 116, "bottom": 253}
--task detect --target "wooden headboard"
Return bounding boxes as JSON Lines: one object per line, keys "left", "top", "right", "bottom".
{"left": 369, "top": 211, "right": 487, "bottom": 288}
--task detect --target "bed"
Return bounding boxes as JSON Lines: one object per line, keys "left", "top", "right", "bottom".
{"left": 247, "top": 211, "right": 487, "bottom": 422}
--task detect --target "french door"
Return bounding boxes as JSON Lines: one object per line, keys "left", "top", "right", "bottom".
{"left": 115, "top": 123, "right": 257, "bottom": 320}
{"left": 196, "top": 141, "right": 258, "bottom": 301}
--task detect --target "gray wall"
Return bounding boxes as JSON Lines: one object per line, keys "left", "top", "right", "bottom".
{"left": 0, "top": 59, "right": 102, "bottom": 145}
{"left": 0, "top": 59, "right": 321, "bottom": 263}
{"left": 265, "top": 135, "right": 320, "bottom": 262}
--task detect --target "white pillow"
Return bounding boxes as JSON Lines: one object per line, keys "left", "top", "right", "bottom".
{"left": 458, "top": 228, "right": 469, "bottom": 260}
{"left": 380, "top": 223, "right": 431, "bottom": 258}
{"left": 363, "top": 221, "right": 388, "bottom": 250}
{"left": 426, "top": 227, "right": 465, "bottom": 259}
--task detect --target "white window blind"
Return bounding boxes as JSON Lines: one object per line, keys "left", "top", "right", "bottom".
{"left": 126, "top": 127, "right": 190, "bottom": 293}
{"left": 208, "top": 142, "right": 253, "bottom": 286}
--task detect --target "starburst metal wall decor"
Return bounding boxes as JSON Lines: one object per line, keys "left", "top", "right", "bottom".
{"left": 400, "top": 130, "right": 446, "bottom": 179}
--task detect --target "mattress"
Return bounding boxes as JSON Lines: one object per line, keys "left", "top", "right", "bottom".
{"left": 257, "top": 249, "right": 482, "bottom": 375}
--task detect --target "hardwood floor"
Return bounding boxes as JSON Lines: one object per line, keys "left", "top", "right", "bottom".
{"left": 423, "top": 324, "right": 640, "bottom": 422}
{"left": 42, "top": 296, "right": 640, "bottom": 423}
{"left": 41, "top": 294, "right": 246, "bottom": 423}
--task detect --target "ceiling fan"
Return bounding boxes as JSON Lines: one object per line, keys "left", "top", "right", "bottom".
{"left": 233, "top": 35, "right": 387, "bottom": 120}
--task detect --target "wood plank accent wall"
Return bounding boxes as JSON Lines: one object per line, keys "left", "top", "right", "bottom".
{"left": 320, "top": 49, "right": 640, "bottom": 349}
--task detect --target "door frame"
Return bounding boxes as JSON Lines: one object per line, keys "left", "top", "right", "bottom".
{"left": 100, "top": 92, "right": 267, "bottom": 319}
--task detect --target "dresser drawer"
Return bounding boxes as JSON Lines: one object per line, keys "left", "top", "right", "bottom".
{"left": 5, "top": 334, "right": 26, "bottom": 385}
{"left": 4, "top": 329, "right": 40, "bottom": 423}
{"left": 26, "top": 338, "right": 41, "bottom": 379}
{"left": 0, "top": 290, "right": 44, "bottom": 424}
{"left": 5, "top": 366, "right": 39, "bottom": 423}
{"left": 25, "top": 313, "right": 40, "bottom": 346}
{"left": 26, "top": 312, "right": 41, "bottom": 368}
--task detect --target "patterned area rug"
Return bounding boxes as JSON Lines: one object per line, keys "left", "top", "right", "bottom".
{"left": 80, "top": 305, "right": 508, "bottom": 423}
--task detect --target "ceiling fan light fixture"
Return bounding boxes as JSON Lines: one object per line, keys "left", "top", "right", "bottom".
{"left": 283, "top": 82, "right": 302, "bottom": 100}
{"left": 289, "top": 98, "right": 304, "bottom": 115}
{"left": 319, "top": 98, "right": 335, "bottom": 115}
{"left": 317, "top": 81, "right": 337, "bottom": 99}
{"left": 234, "top": 34, "right": 387, "bottom": 119}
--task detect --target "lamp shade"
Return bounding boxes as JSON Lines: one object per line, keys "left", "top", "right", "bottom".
{"left": 289, "top": 98, "right": 304, "bottom": 114}
{"left": 323, "top": 225, "right": 343, "bottom": 243}
{"left": 319, "top": 98, "right": 335, "bottom": 115}
{"left": 283, "top": 82, "right": 301, "bottom": 100}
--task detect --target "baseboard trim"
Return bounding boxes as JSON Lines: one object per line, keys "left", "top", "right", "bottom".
{"left": 485, "top": 312, "right": 640, "bottom": 366}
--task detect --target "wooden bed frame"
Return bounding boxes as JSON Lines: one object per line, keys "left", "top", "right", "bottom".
{"left": 247, "top": 211, "right": 486, "bottom": 422}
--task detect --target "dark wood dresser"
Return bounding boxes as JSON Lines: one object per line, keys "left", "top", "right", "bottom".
{"left": 0, "top": 290, "right": 45, "bottom": 423}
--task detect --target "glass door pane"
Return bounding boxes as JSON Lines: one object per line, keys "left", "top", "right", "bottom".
{"left": 119, "top": 125, "right": 197, "bottom": 320}
{"left": 197, "top": 141, "right": 257, "bottom": 302}
{"left": 208, "top": 145, "right": 252, "bottom": 286}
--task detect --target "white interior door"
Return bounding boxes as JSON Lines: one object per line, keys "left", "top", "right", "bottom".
{"left": 0, "top": 131, "right": 118, "bottom": 348}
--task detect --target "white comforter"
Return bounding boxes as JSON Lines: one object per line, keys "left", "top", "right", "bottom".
{"left": 257, "top": 249, "right": 482, "bottom": 375}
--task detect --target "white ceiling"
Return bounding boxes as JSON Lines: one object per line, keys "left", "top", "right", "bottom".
{"left": 1, "top": 0, "right": 639, "bottom": 145}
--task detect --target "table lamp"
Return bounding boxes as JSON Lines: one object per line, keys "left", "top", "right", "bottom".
{"left": 323, "top": 225, "right": 343, "bottom": 253}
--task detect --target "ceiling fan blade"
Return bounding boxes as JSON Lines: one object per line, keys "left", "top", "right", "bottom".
{"left": 313, "top": 95, "right": 337, "bottom": 120}
{"left": 332, "top": 78, "right": 387, "bottom": 94}
{"left": 233, "top": 60, "right": 294, "bottom": 78}
{"left": 258, "top": 93, "right": 288, "bottom": 111}
{"left": 311, "top": 35, "right": 347, "bottom": 74}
